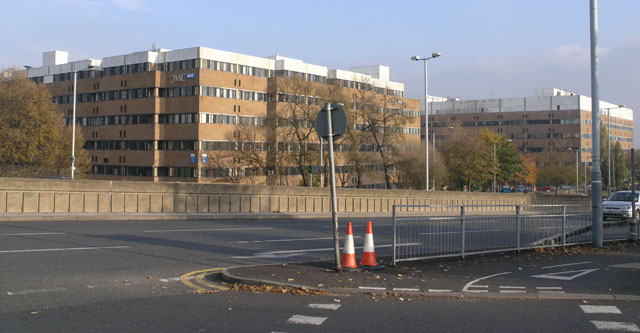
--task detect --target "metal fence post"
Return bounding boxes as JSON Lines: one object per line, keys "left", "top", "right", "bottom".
{"left": 460, "top": 205, "right": 466, "bottom": 258}
{"left": 562, "top": 205, "right": 567, "bottom": 247}
{"left": 516, "top": 205, "right": 521, "bottom": 252}
{"left": 392, "top": 205, "right": 397, "bottom": 266}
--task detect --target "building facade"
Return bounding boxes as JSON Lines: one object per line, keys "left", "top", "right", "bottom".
{"left": 25, "top": 46, "right": 421, "bottom": 186}
{"left": 427, "top": 88, "right": 634, "bottom": 164}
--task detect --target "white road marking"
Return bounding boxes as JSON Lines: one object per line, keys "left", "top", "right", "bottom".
{"left": 144, "top": 227, "right": 273, "bottom": 233}
{"left": 230, "top": 244, "right": 395, "bottom": 259}
{"left": 7, "top": 287, "right": 67, "bottom": 296}
{"left": 358, "top": 286, "right": 387, "bottom": 291}
{"left": 538, "top": 291, "right": 565, "bottom": 294}
{"left": 286, "top": 315, "right": 328, "bottom": 326}
{"left": 420, "top": 229, "right": 502, "bottom": 235}
{"left": 308, "top": 303, "right": 341, "bottom": 310}
{"left": 160, "top": 276, "right": 195, "bottom": 283}
{"left": 536, "top": 287, "right": 563, "bottom": 290}
{"left": 468, "top": 285, "right": 488, "bottom": 288}
{"left": 590, "top": 321, "right": 640, "bottom": 332}
{"left": 541, "top": 261, "right": 593, "bottom": 269}
{"left": 428, "top": 289, "right": 452, "bottom": 293}
{"left": 500, "top": 290, "right": 526, "bottom": 293}
{"left": 234, "top": 236, "right": 360, "bottom": 244}
{"left": 609, "top": 263, "right": 640, "bottom": 269}
{"left": 465, "top": 290, "right": 489, "bottom": 293}
{"left": 462, "top": 272, "right": 511, "bottom": 292}
{"left": 580, "top": 305, "right": 622, "bottom": 314}
{"left": 499, "top": 286, "right": 525, "bottom": 289}
{"left": 0, "top": 246, "right": 130, "bottom": 254}
{"left": 393, "top": 288, "right": 420, "bottom": 292}
{"left": 531, "top": 269, "right": 598, "bottom": 281}
{"left": 1, "top": 232, "right": 67, "bottom": 236}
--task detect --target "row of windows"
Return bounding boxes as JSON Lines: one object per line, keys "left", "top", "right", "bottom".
{"left": 76, "top": 113, "right": 277, "bottom": 128}
{"left": 90, "top": 165, "right": 153, "bottom": 177}
{"left": 53, "top": 88, "right": 154, "bottom": 104}
{"left": 201, "top": 113, "right": 237, "bottom": 125}
{"left": 52, "top": 70, "right": 97, "bottom": 82}
{"left": 201, "top": 59, "right": 271, "bottom": 78}
{"left": 159, "top": 113, "right": 197, "bottom": 124}
{"left": 201, "top": 85, "right": 267, "bottom": 102}
{"left": 353, "top": 123, "right": 419, "bottom": 135}
{"left": 102, "top": 63, "right": 151, "bottom": 77}
{"left": 607, "top": 123, "right": 634, "bottom": 132}
{"left": 84, "top": 140, "right": 154, "bottom": 150}
{"left": 459, "top": 118, "right": 581, "bottom": 127}
{"left": 158, "top": 86, "right": 199, "bottom": 98}
{"left": 329, "top": 79, "right": 404, "bottom": 98}
{"left": 80, "top": 114, "right": 154, "bottom": 126}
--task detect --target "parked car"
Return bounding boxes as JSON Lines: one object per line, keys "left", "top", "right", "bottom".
{"left": 602, "top": 191, "right": 640, "bottom": 222}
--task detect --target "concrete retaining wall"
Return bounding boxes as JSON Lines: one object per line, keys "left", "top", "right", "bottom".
{"left": 0, "top": 178, "right": 589, "bottom": 216}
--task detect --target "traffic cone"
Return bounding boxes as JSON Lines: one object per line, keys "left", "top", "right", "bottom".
{"left": 341, "top": 222, "right": 358, "bottom": 269}
{"left": 360, "top": 221, "right": 378, "bottom": 267}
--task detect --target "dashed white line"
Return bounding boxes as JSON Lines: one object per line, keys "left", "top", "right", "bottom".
{"left": 393, "top": 288, "right": 420, "bottom": 292}
{"left": 580, "top": 305, "right": 622, "bottom": 314}
{"left": 144, "top": 227, "right": 273, "bottom": 233}
{"left": 500, "top": 290, "right": 526, "bottom": 293}
{"left": 7, "top": 287, "right": 67, "bottom": 296}
{"left": 286, "top": 315, "right": 328, "bottom": 326}
{"left": 428, "top": 289, "right": 452, "bottom": 293}
{"left": 536, "top": 287, "right": 563, "bottom": 290}
{"left": 308, "top": 304, "right": 341, "bottom": 310}
{"left": 230, "top": 244, "right": 395, "bottom": 259}
{"left": 0, "top": 246, "right": 130, "bottom": 254}
{"left": 541, "top": 261, "right": 593, "bottom": 269}
{"left": 609, "top": 263, "right": 640, "bottom": 269}
{"left": 1, "top": 232, "right": 67, "bottom": 236}
{"left": 499, "top": 286, "right": 525, "bottom": 289}
{"left": 234, "top": 236, "right": 360, "bottom": 244}
{"left": 358, "top": 286, "right": 387, "bottom": 291}
{"left": 590, "top": 321, "right": 640, "bottom": 332}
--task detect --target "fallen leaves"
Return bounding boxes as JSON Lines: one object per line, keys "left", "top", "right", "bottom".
{"left": 228, "top": 283, "right": 327, "bottom": 296}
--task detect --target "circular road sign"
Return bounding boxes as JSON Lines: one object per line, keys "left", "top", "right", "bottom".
{"left": 316, "top": 104, "right": 347, "bottom": 141}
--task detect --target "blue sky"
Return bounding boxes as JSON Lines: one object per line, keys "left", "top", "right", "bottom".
{"left": 3, "top": 0, "right": 639, "bottom": 147}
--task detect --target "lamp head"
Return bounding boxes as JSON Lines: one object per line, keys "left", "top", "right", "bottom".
{"left": 410, "top": 55, "right": 420, "bottom": 61}
{"left": 431, "top": 52, "right": 441, "bottom": 58}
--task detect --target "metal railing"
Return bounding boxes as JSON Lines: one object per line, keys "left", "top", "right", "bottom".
{"left": 392, "top": 204, "right": 635, "bottom": 265}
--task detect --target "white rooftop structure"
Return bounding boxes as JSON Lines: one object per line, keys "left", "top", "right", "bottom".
{"left": 26, "top": 45, "right": 407, "bottom": 94}
{"left": 430, "top": 88, "right": 633, "bottom": 121}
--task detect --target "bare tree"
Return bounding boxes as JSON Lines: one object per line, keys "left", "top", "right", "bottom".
{"left": 267, "top": 75, "right": 321, "bottom": 187}
{"left": 351, "top": 77, "right": 411, "bottom": 189}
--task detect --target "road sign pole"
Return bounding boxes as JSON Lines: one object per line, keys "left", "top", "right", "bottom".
{"left": 326, "top": 103, "right": 342, "bottom": 271}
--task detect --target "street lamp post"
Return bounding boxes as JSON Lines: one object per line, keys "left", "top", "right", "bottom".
{"left": 71, "top": 65, "right": 94, "bottom": 180}
{"left": 411, "top": 52, "right": 441, "bottom": 191}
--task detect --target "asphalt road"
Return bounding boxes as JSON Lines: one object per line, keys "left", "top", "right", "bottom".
{"left": 2, "top": 218, "right": 639, "bottom": 332}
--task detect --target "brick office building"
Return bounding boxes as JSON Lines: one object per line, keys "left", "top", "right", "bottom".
{"left": 428, "top": 88, "right": 634, "bottom": 164}
{"left": 25, "top": 46, "right": 421, "bottom": 186}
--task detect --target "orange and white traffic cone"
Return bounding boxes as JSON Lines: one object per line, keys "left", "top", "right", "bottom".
{"left": 341, "top": 222, "right": 358, "bottom": 269}
{"left": 360, "top": 221, "right": 379, "bottom": 267}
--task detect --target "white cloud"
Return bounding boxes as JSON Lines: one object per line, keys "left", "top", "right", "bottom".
{"left": 112, "top": 0, "right": 154, "bottom": 13}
